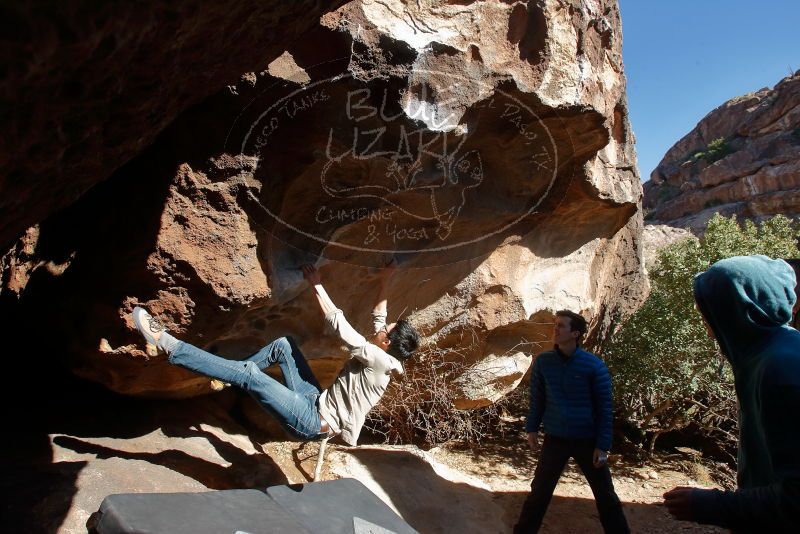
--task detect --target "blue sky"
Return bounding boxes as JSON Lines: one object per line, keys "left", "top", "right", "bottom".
{"left": 618, "top": 0, "right": 800, "bottom": 182}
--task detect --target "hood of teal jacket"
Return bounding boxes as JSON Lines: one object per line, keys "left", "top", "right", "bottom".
{"left": 693, "top": 255, "right": 796, "bottom": 367}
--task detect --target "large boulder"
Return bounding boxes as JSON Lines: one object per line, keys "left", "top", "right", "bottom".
{"left": 641, "top": 224, "right": 694, "bottom": 270}
{"left": 0, "top": 0, "right": 346, "bottom": 250}
{"left": 2, "top": 0, "right": 646, "bottom": 412}
{"left": 644, "top": 71, "right": 800, "bottom": 232}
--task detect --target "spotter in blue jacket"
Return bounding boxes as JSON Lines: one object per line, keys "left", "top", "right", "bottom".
{"left": 526, "top": 346, "right": 613, "bottom": 452}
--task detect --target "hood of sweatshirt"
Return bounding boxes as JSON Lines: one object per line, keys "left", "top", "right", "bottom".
{"left": 693, "top": 255, "right": 796, "bottom": 369}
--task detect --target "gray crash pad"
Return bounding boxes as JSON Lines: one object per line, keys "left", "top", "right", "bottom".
{"left": 94, "top": 478, "right": 418, "bottom": 534}
{"left": 267, "top": 478, "right": 420, "bottom": 534}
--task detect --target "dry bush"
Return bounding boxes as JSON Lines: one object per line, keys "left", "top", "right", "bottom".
{"left": 364, "top": 342, "right": 520, "bottom": 449}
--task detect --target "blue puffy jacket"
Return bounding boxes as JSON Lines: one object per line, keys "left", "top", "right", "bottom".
{"left": 525, "top": 347, "right": 613, "bottom": 451}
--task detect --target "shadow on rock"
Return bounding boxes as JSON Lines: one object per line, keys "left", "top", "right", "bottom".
{"left": 335, "top": 447, "right": 706, "bottom": 534}
{"left": 53, "top": 434, "right": 287, "bottom": 491}
{"left": 2, "top": 452, "right": 86, "bottom": 534}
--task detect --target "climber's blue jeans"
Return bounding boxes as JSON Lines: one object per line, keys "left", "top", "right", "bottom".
{"left": 168, "top": 336, "right": 325, "bottom": 440}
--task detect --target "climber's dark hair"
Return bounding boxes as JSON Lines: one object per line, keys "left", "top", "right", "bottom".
{"left": 387, "top": 320, "right": 421, "bottom": 361}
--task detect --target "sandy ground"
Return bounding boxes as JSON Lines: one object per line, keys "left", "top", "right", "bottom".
{"left": 5, "top": 388, "right": 731, "bottom": 533}
{"left": 271, "top": 434, "right": 728, "bottom": 534}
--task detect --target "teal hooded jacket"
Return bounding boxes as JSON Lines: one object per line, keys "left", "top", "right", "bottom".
{"left": 692, "top": 255, "right": 800, "bottom": 532}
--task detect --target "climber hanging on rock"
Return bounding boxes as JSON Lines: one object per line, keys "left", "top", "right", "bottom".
{"left": 130, "top": 261, "right": 420, "bottom": 444}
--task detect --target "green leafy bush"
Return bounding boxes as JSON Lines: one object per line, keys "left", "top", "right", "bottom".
{"left": 687, "top": 137, "right": 735, "bottom": 164}
{"left": 603, "top": 214, "right": 799, "bottom": 459}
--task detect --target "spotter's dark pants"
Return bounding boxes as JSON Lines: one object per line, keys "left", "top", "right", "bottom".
{"left": 514, "top": 434, "right": 630, "bottom": 533}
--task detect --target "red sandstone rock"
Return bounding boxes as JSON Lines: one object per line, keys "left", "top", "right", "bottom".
{"left": 1, "top": 1, "right": 646, "bottom": 410}
{"left": 645, "top": 71, "right": 800, "bottom": 232}
{"left": 0, "top": 0, "right": 346, "bottom": 250}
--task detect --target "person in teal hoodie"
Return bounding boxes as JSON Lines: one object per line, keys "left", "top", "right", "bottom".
{"left": 664, "top": 255, "right": 800, "bottom": 532}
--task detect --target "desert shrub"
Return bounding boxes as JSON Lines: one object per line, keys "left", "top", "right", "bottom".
{"left": 603, "top": 213, "right": 799, "bottom": 460}
{"left": 364, "top": 342, "right": 520, "bottom": 448}
{"left": 687, "top": 137, "right": 735, "bottom": 164}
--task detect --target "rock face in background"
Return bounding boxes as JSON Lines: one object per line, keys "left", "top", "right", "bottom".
{"left": 644, "top": 71, "right": 800, "bottom": 233}
{"left": 641, "top": 224, "right": 694, "bottom": 270}
{"left": 2, "top": 0, "right": 646, "bottom": 415}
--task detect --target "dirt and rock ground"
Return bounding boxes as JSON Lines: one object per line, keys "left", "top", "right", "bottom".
{"left": 3, "top": 375, "right": 730, "bottom": 533}
{"left": 280, "top": 433, "right": 729, "bottom": 533}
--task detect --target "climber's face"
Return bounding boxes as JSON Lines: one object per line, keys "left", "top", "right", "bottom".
{"left": 373, "top": 322, "right": 397, "bottom": 351}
